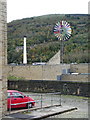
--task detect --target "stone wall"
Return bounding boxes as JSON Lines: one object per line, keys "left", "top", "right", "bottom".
{"left": 8, "top": 64, "right": 70, "bottom": 80}
{"left": 8, "top": 80, "right": 89, "bottom": 97}
{"left": 0, "top": 0, "right": 7, "bottom": 118}
{"left": 7, "top": 64, "right": 89, "bottom": 81}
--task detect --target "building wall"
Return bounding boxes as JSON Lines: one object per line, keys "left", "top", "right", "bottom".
{"left": 0, "top": 0, "right": 7, "bottom": 118}
{"left": 47, "top": 50, "right": 60, "bottom": 65}
{"left": 61, "top": 74, "right": 88, "bottom": 82}
{"left": 70, "top": 63, "right": 89, "bottom": 73}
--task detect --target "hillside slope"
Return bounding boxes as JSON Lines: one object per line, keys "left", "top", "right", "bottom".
{"left": 7, "top": 14, "right": 89, "bottom": 64}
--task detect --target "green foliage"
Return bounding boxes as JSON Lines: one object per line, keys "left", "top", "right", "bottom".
{"left": 8, "top": 75, "right": 24, "bottom": 80}
{"left": 7, "top": 14, "right": 89, "bottom": 64}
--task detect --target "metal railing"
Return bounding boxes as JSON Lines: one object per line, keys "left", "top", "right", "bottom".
{"left": 8, "top": 92, "right": 61, "bottom": 114}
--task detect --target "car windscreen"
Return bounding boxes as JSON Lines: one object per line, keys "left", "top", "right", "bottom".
{"left": 12, "top": 92, "right": 23, "bottom": 98}
{"left": 7, "top": 92, "right": 11, "bottom": 98}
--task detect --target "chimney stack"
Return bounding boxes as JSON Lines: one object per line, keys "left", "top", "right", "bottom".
{"left": 23, "top": 36, "right": 27, "bottom": 64}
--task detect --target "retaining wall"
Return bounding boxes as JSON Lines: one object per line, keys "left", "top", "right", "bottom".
{"left": 8, "top": 80, "right": 89, "bottom": 97}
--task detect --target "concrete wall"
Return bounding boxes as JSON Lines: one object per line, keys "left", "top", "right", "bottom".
{"left": 0, "top": 0, "right": 7, "bottom": 118}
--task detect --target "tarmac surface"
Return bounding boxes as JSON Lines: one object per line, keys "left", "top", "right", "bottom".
{"left": 2, "top": 94, "right": 89, "bottom": 120}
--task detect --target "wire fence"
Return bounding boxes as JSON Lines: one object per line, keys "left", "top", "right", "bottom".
{"left": 8, "top": 92, "right": 61, "bottom": 114}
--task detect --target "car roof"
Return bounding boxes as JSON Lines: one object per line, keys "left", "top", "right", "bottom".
{"left": 7, "top": 90, "right": 19, "bottom": 93}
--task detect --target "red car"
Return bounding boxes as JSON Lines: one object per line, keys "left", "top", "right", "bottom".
{"left": 7, "top": 90, "right": 35, "bottom": 109}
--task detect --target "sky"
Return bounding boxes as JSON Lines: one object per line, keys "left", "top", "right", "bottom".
{"left": 7, "top": 0, "right": 89, "bottom": 23}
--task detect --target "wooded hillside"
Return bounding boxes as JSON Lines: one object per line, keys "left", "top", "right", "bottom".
{"left": 7, "top": 14, "right": 89, "bottom": 64}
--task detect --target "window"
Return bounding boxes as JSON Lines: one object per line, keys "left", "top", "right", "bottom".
{"left": 12, "top": 92, "right": 23, "bottom": 98}
{"left": 7, "top": 92, "right": 11, "bottom": 98}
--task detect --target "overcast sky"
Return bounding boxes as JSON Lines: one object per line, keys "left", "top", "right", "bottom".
{"left": 7, "top": 0, "right": 89, "bottom": 23}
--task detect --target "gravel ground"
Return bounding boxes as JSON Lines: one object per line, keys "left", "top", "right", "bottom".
{"left": 24, "top": 93, "right": 89, "bottom": 119}
{"left": 51, "top": 95, "right": 89, "bottom": 118}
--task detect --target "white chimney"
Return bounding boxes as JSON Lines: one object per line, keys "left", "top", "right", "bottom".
{"left": 23, "top": 36, "right": 27, "bottom": 64}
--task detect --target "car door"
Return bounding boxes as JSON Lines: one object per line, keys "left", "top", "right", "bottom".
{"left": 7, "top": 92, "right": 12, "bottom": 109}
{"left": 11, "top": 92, "right": 26, "bottom": 108}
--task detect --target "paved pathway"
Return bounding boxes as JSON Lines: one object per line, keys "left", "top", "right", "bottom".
{"left": 3, "top": 105, "right": 77, "bottom": 120}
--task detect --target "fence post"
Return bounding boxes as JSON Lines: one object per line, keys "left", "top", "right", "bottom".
{"left": 60, "top": 93, "right": 61, "bottom": 106}
{"left": 51, "top": 94, "right": 53, "bottom": 106}
{"left": 41, "top": 94, "right": 43, "bottom": 108}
